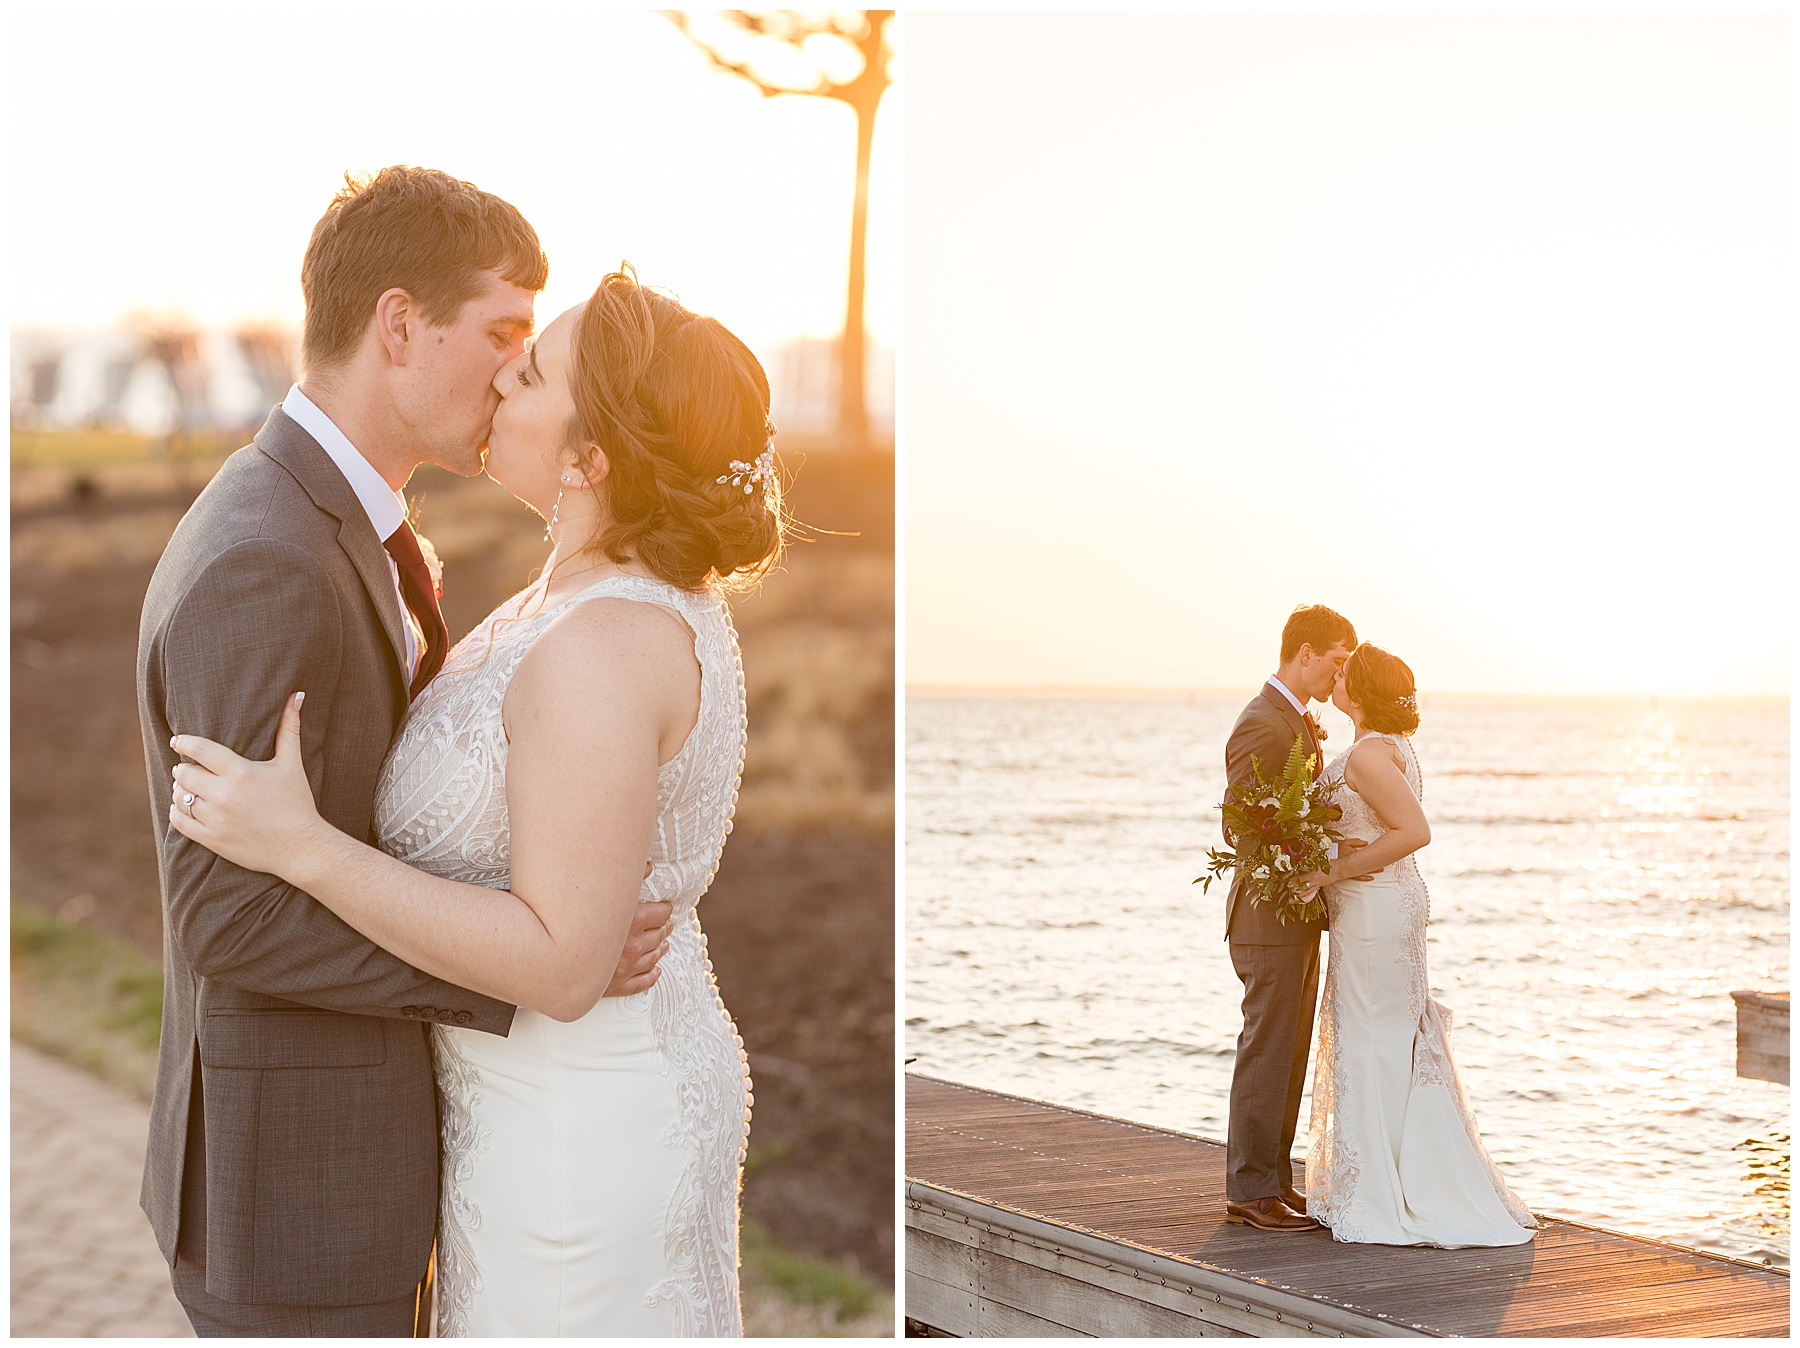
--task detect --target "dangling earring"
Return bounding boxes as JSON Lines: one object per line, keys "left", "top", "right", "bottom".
{"left": 544, "top": 486, "right": 564, "bottom": 543}
{"left": 545, "top": 472, "right": 580, "bottom": 543}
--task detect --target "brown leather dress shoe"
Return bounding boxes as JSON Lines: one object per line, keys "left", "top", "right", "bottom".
{"left": 1281, "top": 1187, "right": 1308, "bottom": 1214}
{"left": 1224, "top": 1196, "right": 1320, "bottom": 1232}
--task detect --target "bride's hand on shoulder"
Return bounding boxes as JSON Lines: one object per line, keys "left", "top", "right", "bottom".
{"left": 168, "top": 692, "right": 332, "bottom": 882}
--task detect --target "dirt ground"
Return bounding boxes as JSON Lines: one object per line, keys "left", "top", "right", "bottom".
{"left": 9, "top": 443, "right": 895, "bottom": 1285}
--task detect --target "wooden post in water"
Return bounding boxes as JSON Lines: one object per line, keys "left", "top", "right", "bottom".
{"left": 1730, "top": 990, "right": 1789, "bottom": 1084}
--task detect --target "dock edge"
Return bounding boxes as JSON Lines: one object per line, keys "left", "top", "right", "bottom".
{"left": 906, "top": 1179, "right": 1434, "bottom": 1338}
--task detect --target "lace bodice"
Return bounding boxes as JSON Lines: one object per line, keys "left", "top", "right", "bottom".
{"left": 1323, "top": 731, "right": 1422, "bottom": 846}
{"left": 374, "top": 572, "right": 745, "bottom": 911}
{"left": 1322, "top": 730, "right": 1429, "bottom": 925}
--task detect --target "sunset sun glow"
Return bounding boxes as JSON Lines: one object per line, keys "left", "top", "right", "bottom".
{"left": 906, "top": 11, "right": 1788, "bottom": 697}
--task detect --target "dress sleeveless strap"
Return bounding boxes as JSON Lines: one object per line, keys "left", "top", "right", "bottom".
{"left": 535, "top": 574, "right": 711, "bottom": 643}
{"left": 547, "top": 571, "right": 689, "bottom": 613}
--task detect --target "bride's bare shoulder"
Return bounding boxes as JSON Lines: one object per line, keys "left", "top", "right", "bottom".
{"left": 552, "top": 592, "right": 693, "bottom": 658}
{"left": 1343, "top": 734, "right": 1406, "bottom": 785}
{"left": 510, "top": 595, "right": 698, "bottom": 707}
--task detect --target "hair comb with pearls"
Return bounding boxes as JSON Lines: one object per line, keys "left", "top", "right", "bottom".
{"left": 1396, "top": 692, "right": 1418, "bottom": 711}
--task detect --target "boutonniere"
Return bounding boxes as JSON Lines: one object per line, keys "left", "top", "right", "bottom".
{"left": 415, "top": 532, "right": 444, "bottom": 602}
{"left": 1305, "top": 711, "right": 1327, "bottom": 743}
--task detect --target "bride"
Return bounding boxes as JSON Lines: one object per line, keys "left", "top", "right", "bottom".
{"left": 1297, "top": 644, "right": 1536, "bottom": 1248}
{"left": 165, "top": 270, "right": 778, "bottom": 1334}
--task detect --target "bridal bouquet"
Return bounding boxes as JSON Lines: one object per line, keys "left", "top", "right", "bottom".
{"left": 1197, "top": 734, "right": 1342, "bottom": 926}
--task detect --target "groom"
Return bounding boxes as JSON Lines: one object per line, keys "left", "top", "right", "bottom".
{"left": 1220, "top": 603, "right": 1360, "bottom": 1232}
{"left": 137, "top": 168, "right": 673, "bottom": 1335}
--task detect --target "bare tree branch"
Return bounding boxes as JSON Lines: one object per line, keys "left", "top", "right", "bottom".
{"left": 663, "top": 10, "right": 890, "bottom": 108}
{"left": 663, "top": 11, "right": 818, "bottom": 98}
{"left": 663, "top": 10, "right": 895, "bottom": 449}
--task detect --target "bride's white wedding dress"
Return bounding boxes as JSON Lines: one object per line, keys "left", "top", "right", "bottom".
{"left": 374, "top": 573, "right": 751, "bottom": 1336}
{"left": 1306, "top": 731, "right": 1535, "bottom": 1248}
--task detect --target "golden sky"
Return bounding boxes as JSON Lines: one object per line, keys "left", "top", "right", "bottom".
{"left": 905, "top": 11, "right": 1789, "bottom": 697}
{"left": 10, "top": 6, "right": 896, "bottom": 351}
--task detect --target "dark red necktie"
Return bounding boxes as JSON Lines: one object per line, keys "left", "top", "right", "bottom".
{"left": 383, "top": 520, "right": 448, "bottom": 698}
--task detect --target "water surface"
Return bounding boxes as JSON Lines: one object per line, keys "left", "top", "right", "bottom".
{"left": 906, "top": 692, "right": 1788, "bottom": 1266}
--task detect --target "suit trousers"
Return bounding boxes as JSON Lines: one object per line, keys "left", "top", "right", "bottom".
{"left": 170, "top": 1261, "right": 423, "bottom": 1337}
{"left": 1226, "top": 938, "right": 1321, "bottom": 1203}
{"left": 169, "top": 1058, "right": 427, "bottom": 1337}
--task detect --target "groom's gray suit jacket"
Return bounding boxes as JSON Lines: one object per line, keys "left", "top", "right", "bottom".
{"left": 136, "top": 407, "right": 514, "bottom": 1307}
{"left": 1222, "top": 682, "right": 1328, "bottom": 946}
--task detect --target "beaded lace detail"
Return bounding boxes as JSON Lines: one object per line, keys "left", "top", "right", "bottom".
{"left": 1307, "top": 733, "right": 1534, "bottom": 1240}
{"left": 373, "top": 572, "right": 751, "bottom": 1337}
{"left": 427, "top": 1028, "right": 490, "bottom": 1335}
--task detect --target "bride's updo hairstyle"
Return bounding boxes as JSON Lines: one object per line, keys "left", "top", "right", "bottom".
{"left": 1344, "top": 644, "right": 1421, "bottom": 736}
{"left": 565, "top": 268, "right": 785, "bottom": 591}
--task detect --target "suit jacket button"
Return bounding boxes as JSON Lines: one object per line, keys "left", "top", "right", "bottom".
{"left": 401, "top": 1006, "right": 419, "bottom": 1017}
{"left": 438, "top": 1009, "right": 456, "bottom": 1022}
{"left": 454, "top": 1011, "right": 472, "bottom": 1026}
{"left": 417, "top": 1006, "right": 436, "bottom": 1020}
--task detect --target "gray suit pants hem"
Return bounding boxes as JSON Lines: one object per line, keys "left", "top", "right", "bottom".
{"left": 170, "top": 1259, "right": 424, "bottom": 1338}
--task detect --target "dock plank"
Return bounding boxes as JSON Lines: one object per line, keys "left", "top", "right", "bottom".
{"left": 906, "top": 1075, "right": 1786, "bottom": 1338}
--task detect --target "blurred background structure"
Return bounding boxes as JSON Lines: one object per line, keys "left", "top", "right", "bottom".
{"left": 10, "top": 323, "right": 892, "bottom": 444}
{"left": 12, "top": 4, "right": 894, "bottom": 1335}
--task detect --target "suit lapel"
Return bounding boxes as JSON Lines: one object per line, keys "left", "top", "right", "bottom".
{"left": 254, "top": 409, "right": 410, "bottom": 691}
{"left": 1260, "top": 682, "right": 1321, "bottom": 772}
{"left": 337, "top": 519, "right": 410, "bottom": 682}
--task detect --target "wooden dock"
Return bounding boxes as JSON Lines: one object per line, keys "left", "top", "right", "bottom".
{"left": 906, "top": 1074, "right": 1788, "bottom": 1338}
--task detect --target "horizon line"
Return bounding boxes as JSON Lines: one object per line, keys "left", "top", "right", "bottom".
{"left": 905, "top": 683, "right": 1790, "bottom": 702}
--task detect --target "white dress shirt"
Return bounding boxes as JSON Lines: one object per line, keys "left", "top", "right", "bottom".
{"left": 281, "top": 385, "right": 421, "bottom": 680}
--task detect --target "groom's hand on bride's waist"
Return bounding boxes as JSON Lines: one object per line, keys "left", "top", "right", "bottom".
{"left": 1297, "top": 840, "right": 1377, "bottom": 897}
{"left": 604, "top": 895, "right": 675, "bottom": 998}
{"left": 1325, "top": 838, "right": 1378, "bottom": 886}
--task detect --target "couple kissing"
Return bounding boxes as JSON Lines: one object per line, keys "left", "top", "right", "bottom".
{"left": 139, "top": 166, "right": 777, "bottom": 1336}
{"left": 1220, "top": 604, "right": 1535, "bottom": 1248}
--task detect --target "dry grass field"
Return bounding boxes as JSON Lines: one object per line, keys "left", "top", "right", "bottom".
{"left": 10, "top": 436, "right": 895, "bottom": 1298}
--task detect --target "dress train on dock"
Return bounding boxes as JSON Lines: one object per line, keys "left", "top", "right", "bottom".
{"left": 1306, "top": 733, "right": 1535, "bottom": 1249}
